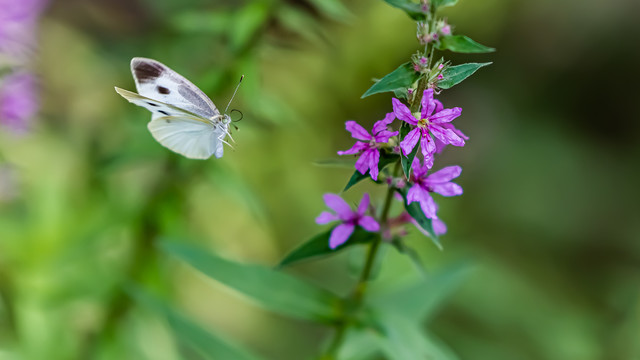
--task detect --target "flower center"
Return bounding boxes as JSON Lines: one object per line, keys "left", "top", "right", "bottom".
{"left": 418, "top": 117, "right": 429, "bottom": 128}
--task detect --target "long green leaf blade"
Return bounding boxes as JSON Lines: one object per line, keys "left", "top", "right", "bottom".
{"left": 362, "top": 62, "right": 419, "bottom": 98}
{"left": 128, "top": 285, "right": 264, "bottom": 360}
{"left": 160, "top": 241, "right": 342, "bottom": 322}
{"left": 382, "top": 0, "right": 428, "bottom": 20}
{"left": 439, "top": 62, "right": 492, "bottom": 89}
{"left": 437, "top": 35, "right": 495, "bottom": 53}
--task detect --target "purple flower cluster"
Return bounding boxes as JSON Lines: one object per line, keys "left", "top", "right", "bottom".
{"left": 317, "top": 88, "right": 467, "bottom": 248}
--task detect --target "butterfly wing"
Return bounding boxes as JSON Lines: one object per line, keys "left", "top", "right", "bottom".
{"left": 148, "top": 115, "right": 226, "bottom": 159}
{"left": 115, "top": 87, "right": 202, "bottom": 119}
{"left": 130, "top": 57, "right": 219, "bottom": 119}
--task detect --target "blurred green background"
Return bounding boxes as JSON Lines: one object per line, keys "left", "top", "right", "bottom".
{"left": 1, "top": 0, "right": 639, "bottom": 359}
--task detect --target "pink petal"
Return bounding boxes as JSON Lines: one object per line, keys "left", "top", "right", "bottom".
{"left": 400, "top": 128, "right": 421, "bottom": 156}
{"left": 432, "top": 218, "right": 447, "bottom": 236}
{"left": 420, "top": 89, "right": 436, "bottom": 119}
{"left": 356, "top": 193, "right": 371, "bottom": 216}
{"left": 430, "top": 107, "right": 462, "bottom": 124}
{"left": 345, "top": 120, "right": 372, "bottom": 141}
{"left": 423, "top": 153, "right": 434, "bottom": 170}
{"left": 354, "top": 148, "right": 372, "bottom": 175}
{"left": 323, "top": 193, "right": 353, "bottom": 220}
{"left": 329, "top": 223, "right": 355, "bottom": 249}
{"left": 407, "top": 184, "right": 427, "bottom": 204}
{"left": 426, "top": 165, "right": 462, "bottom": 183}
{"left": 392, "top": 98, "right": 417, "bottom": 125}
{"left": 373, "top": 130, "right": 399, "bottom": 143}
{"left": 434, "top": 100, "right": 443, "bottom": 113}
{"left": 316, "top": 211, "right": 339, "bottom": 224}
{"left": 368, "top": 149, "right": 381, "bottom": 181}
{"left": 431, "top": 182, "right": 463, "bottom": 197}
{"left": 430, "top": 125, "right": 465, "bottom": 147}
{"left": 358, "top": 216, "right": 380, "bottom": 232}
{"left": 372, "top": 112, "right": 396, "bottom": 134}
{"left": 337, "top": 141, "right": 369, "bottom": 155}
{"left": 420, "top": 132, "right": 436, "bottom": 159}
{"left": 418, "top": 193, "right": 437, "bottom": 219}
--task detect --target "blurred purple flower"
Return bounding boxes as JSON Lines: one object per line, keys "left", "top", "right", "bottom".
{"left": 316, "top": 193, "right": 380, "bottom": 249}
{"left": 407, "top": 159, "right": 463, "bottom": 219}
{"left": 337, "top": 113, "right": 398, "bottom": 181}
{"left": 392, "top": 89, "right": 464, "bottom": 166}
{"left": 0, "top": 71, "right": 38, "bottom": 132}
{"left": 391, "top": 211, "right": 447, "bottom": 238}
{"left": 0, "top": 0, "right": 48, "bottom": 59}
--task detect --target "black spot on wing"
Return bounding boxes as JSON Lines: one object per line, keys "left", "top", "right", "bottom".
{"left": 134, "top": 62, "right": 163, "bottom": 83}
{"left": 158, "top": 110, "right": 170, "bottom": 116}
{"left": 157, "top": 86, "right": 170, "bottom": 94}
{"left": 146, "top": 102, "right": 159, "bottom": 107}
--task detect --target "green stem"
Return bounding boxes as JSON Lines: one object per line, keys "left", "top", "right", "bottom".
{"left": 320, "top": 161, "right": 401, "bottom": 359}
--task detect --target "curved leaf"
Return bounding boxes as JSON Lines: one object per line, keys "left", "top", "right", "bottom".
{"left": 436, "top": 35, "right": 495, "bottom": 53}
{"left": 362, "top": 62, "right": 419, "bottom": 98}
{"left": 382, "top": 0, "right": 428, "bottom": 20}
{"left": 279, "top": 227, "right": 378, "bottom": 267}
{"left": 439, "top": 62, "right": 492, "bottom": 89}
{"left": 432, "top": 0, "right": 458, "bottom": 10}
{"left": 160, "top": 240, "right": 342, "bottom": 322}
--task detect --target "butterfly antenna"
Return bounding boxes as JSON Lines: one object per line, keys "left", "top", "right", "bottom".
{"left": 224, "top": 75, "right": 244, "bottom": 114}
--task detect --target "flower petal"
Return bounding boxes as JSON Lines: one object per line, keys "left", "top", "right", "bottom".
{"left": 359, "top": 216, "right": 380, "bottom": 232}
{"left": 372, "top": 112, "right": 396, "bottom": 134}
{"left": 432, "top": 218, "right": 447, "bottom": 235}
{"left": 356, "top": 193, "right": 370, "bottom": 216}
{"left": 337, "top": 141, "right": 369, "bottom": 155}
{"left": 345, "top": 120, "right": 372, "bottom": 141}
{"left": 354, "top": 148, "right": 372, "bottom": 175}
{"left": 419, "top": 193, "right": 437, "bottom": 219}
{"left": 329, "top": 223, "right": 355, "bottom": 249}
{"left": 430, "top": 107, "right": 462, "bottom": 124}
{"left": 430, "top": 125, "right": 465, "bottom": 147}
{"left": 434, "top": 99, "right": 443, "bottom": 113}
{"left": 420, "top": 89, "right": 436, "bottom": 119}
{"left": 368, "top": 149, "right": 381, "bottom": 181}
{"left": 316, "top": 211, "right": 339, "bottom": 224}
{"left": 323, "top": 193, "right": 353, "bottom": 220}
{"left": 426, "top": 165, "right": 462, "bottom": 183}
{"left": 407, "top": 183, "right": 427, "bottom": 204}
{"left": 399, "top": 128, "right": 421, "bottom": 156}
{"left": 392, "top": 98, "right": 417, "bottom": 125}
{"left": 420, "top": 132, "right": 436, "bottom": 159}
{"left": 373, "top": 130, "right": 399, "bottom": 143}
{"left": 431, "top": 182, "right": 463, "bottom": 197}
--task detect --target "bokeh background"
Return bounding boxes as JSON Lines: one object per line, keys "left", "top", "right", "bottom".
{"left": 1, "top": 0, "right": 639, "bottom": 359}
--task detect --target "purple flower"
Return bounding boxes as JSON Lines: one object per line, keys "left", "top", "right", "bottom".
{"left": 337, "top": 113, "right": 398, "bottom": 181}
{"left": 0, "top": 0, "right": 48, "bottom": 59}
{"left": 0, "top": 71, "right": 38, "bottom": 132}
{"left": 429, "top": 99, "right": 469, "bottom": 153}
{"left": 407, "top": 159, "right": 463, "bottom": 219}
{"left": 441, "top": 25, "right": 452, "bottom": 36}
{"left": 392, "top": 89, "right": 464, "bottom": 166}
{"left": 316, "top": 193, "right": 380, "bottom": 249}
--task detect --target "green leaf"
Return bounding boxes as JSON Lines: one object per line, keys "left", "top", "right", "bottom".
{"left": 362, "top": 62, "right": 419, "bottom": 99}
{"left": 390, "top": 238, "right": 426, "bottom": 275}
{"left": 307, "top": 0, "right": 353, "bottom": 22}
{"left": 432, "top": 0, "right": 458, "bottom": 10}
{"left": 396, "top": 188, "right": 440, "bottom": 248}
{"left": 337, "top": 328, "right": 382, "bottom": 360}
{"left": 436, "top": 35, "right": 495, "bottom": 53}
{"left": 171, "top": 11, "right": 231, "bottom": 34}
{"left": 313, "top": 158, "right": 356, "bottom": 169}
{"left": 279, "top": 227, "right": 378, "bottom": 267}
{"left": 400, "top": 122, "right": 420, "bottom": 179}
{"left": 230, "top": 2, "right": 272, "bottom": 51}
{"left": 343, "top": 152, "right": 399, "bottom": 192}
{"left": 127, "top": 285, "right": 264, "bottom": 360}
{"left": 439, "top": 62, "right": 492, "bottom": 89}
{"left": 160, "top": 241, "right": 342, "bottom": 322}
{"left": 372, "top": 261, "right": 472, "bottom": 321}
{"left": 382, "top": 0, "right": 428, "bottom": 20}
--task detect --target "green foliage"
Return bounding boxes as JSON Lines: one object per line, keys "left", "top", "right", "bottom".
{"left": 437, "top": 35, "right": 495, "bottom": 53}
{"left": 307, "top": 0, "right": 353, "bottom": 21}
{"left": 361, "top": 62, "right": 419, "bottom": 98}
{"left": 382, "top": 0, "right": 428, "bottom": 20}
{"left": 395, "top": 188, "right": 440, "bottom": 248}
{"left": 128, "top": 285, "right": 265, "bottom": 360}
{"left": 432, "top": 0, "right": 459, "bottom": 10}
{"left": 399, "top": 122, "right": 420, "bottom": 179}
{"left": 343, "top": 152, "right": 399, "bottom": 191}
{"left": 439, "top": 62, "right": 492, "bottom": 89}
{"left": 279, "top": 227, "right": 379, "bottom": 267}
{"left": 160, "top": 240, "right": 343, "bottom": 322}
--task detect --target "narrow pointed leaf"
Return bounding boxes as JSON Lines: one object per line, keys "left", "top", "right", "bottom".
{"left": 439, "top": 62, "right": 492, "bottom": 89}
{"left": 307, "top": 0, "right": 353, "bottom": 21}
{"left": 127, "top": 285, "right": 264, "bottom": 360}
{"left": 396, "top": 188, "right": 440, "bottom": 248}
{"left": 432, "top": 0, "right": 458, "bottom": 9}
{"left": 279, "top": 227, "right": 378, "bottom": 267}
{"left": 362, "top": 62, "right": 419, "bottom": 98}
{"left": 382, "top": 0, "right": 428, "bottom": 20}
{"left": 160, "top": 240, "right": 342, "bottom": 322}
{"left": 400, "top": 122, "right": 420, "bottom": 179}
{"left": 437, "top": 35, "right": 495, "bottom": 53}
{"left": 343, "top": 152, "right": 399, "bottom": 192}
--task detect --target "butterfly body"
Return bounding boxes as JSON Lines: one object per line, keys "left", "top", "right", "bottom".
{"left": 115, "top": 57, "right": 233, "bottom": 159}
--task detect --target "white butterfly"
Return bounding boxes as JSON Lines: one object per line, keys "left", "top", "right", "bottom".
{"left": 115, "top": 57, "right": 241, "bottom": 159}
